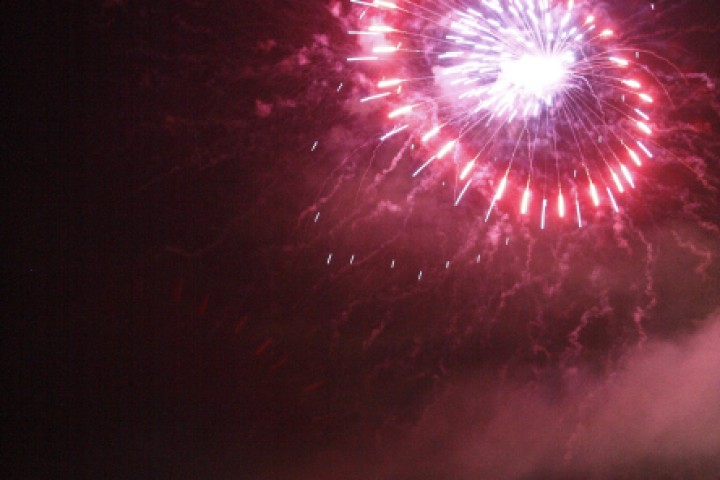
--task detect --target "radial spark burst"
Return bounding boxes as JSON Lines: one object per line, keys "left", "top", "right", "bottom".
{"left": 347, "top": 0, "right": 661, "bottom": 228}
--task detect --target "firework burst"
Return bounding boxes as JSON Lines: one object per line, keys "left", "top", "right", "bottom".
{"left": 346, "top": 0, "right": 662, "bottom": 228}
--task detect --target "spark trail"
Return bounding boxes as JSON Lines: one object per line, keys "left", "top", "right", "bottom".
{"left": 346, "top": 0, "right": 661, "bottom": 227}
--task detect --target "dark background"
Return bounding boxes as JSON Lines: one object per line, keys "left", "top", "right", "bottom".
{"left": 5, "top": 0, "right": 720, "bottom": 479}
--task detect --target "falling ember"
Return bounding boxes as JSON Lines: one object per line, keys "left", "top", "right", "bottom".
{"left": 455, "top": 178, "right": 473, "bottom": 206}
{"left": 637, "top": 140, "right": 653, "bottom": 158}
{"left": 590, "top": 182, "right": 600, "bottom": 207}
{"left": 460, "top": 160, "right": 475, "bottom": 181}
{"left": 575, "top": 194, "right": 583, "bottom": 228}
{"left": 636, "top": 121, "right": 652, "bottom": 135}
{"left": 421, "top": 125, "right": 441, "bottom": 143}
{"left": 436, "top": 140, "right": 456, "bottom": 159}
{"left": 634, "top": 108, "right": 650, "bottom": 120}
{"left": 413, "top": 155, "right": 437, "bottom": 177}
{"left": 347, "top": 0, "right": 667, "bottom": 226}
{"left": 372, "top": 45, "right": 398, "bottom": 54}
{"left": 494, "top": 175, "right": 508, "bottom": 201}
{"left": 346, "top": 56, "right": 379, "bottom": 62}
{"left": 388, "top": 104, "right": 414, "bottom": 119}
{"left": 627, "top": 148, "right": 642, "bottom": 166}
{"left": 521, "top": 184, "right": 531, "bottom": 215}
{"left": 606, "top": 187, "right": 620, "bottom": 212}
{"left": 378, "top": 78, "right": 403, "bottom": 88}
{"left": 620, "top": 164, "right": 636, "bottom": 188}
{"left": 380, "top": 124, "right": 408, "bottom": 141}
{"left": 611, "top": 169, "right": 625, "bottom": 193}
{"left": 361, "top": 92, "right": 391, "bottom": 103}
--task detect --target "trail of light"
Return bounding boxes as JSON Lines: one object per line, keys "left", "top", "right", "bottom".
{"left": 541, "top": 197, "right": 548, "bottom": 229}
{"left": 439, "top": 51, "right": 464, "bottom": 59}
{"left": 521, "top": 183, "right": 531, "bottom": 215}
{"left": 636, "top": 121, "right": 652, "bottom": 135}
{"left": 627, "top": 147, "right": 642, "bottom": 166}
{"left": 484, "top": 197, "right": 497, "bottom": 221}
{"left": 634, "top": 108, "right": 649, "bottom": 120}
{"left": 455, "top": 179, "right": 473, "bottom": 206}
{"left": 620, "top": 164, "right": 636, "bottom": 188}
{"left": 421, "top": 125, "right": 442, "bottom": 142}
{"left": 575, "top": 192, "right": 582, "bottom": 228}
{"left": 558, "top": 191, "right": 566, "bottom": 218}
{"left": 372, "top": 0, "right": 398, "bottom": 9}
{"left": 379, "top": 124, "right": 408, "bottom": 141}
{"left": 378, "top": 79, "right": 403, "bottom": 88}
{"left": 611, "top": 169, "right": 625, "bottom": 193}
{"left": 368, "top": 25, "right": 396, "bottom": 33}
{"left": 347, "top": 56, "right": 379, "bottom": 61}
{"left": 347, "top": 30, "right": 382, "bottom": 36}
{"left": 484, "top": 174, "right": 508, "bottom": 222}
{"left": 460, "top": 160, "right": 475, "bottom": 180}
{"left": 361, "top": 92, "right": 391, "bottom": 102}
{"left": 606, "top": 187, "right": 619, "bottom": 212}
{"left": 494, "top": 175, "right": 508, "bottom": 201}
{"left": 373, "top": 45, "right": 398, "bottom": 53}
{"left": 589, "top": 181, "right": 600, "bottom": 206}
{"left": 636, "top": 140, "right": 653, "bottom": 158}
{"left": 388, "top": 104, "right": 415, "bottom": 118}
{"left": 436, "top": 140, "right": 457, "bottom": 159}
{"left": 413, "top": 155, "right": 437, "bottom": 177}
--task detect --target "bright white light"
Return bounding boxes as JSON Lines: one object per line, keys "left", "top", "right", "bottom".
{"left": 349, "top": 0, "right": 661, "bottom": 222}
{"left": 499, "top": 53, "right": 571, "bottom": 101}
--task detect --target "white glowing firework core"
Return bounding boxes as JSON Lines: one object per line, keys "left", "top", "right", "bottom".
{"left": 348, "top": 0, "right": 661, "bottom": 225}
{"left": 434, "top": 1, "right": 582, "bottom": 120}
{"left": 499, "top": 53, "right": 572, "bottom": 101}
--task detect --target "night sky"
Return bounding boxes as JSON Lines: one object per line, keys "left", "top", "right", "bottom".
{"left": 7, "top": 0, "right": 720, "bottom": 479}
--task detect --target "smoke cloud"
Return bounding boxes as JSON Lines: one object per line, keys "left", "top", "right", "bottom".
{"left": 283, "top": 312, "right": 720, "bottom": 480}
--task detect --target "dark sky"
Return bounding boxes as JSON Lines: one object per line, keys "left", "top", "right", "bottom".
{"left": 6, "top": 1, "right": 720, "bottom": 479}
